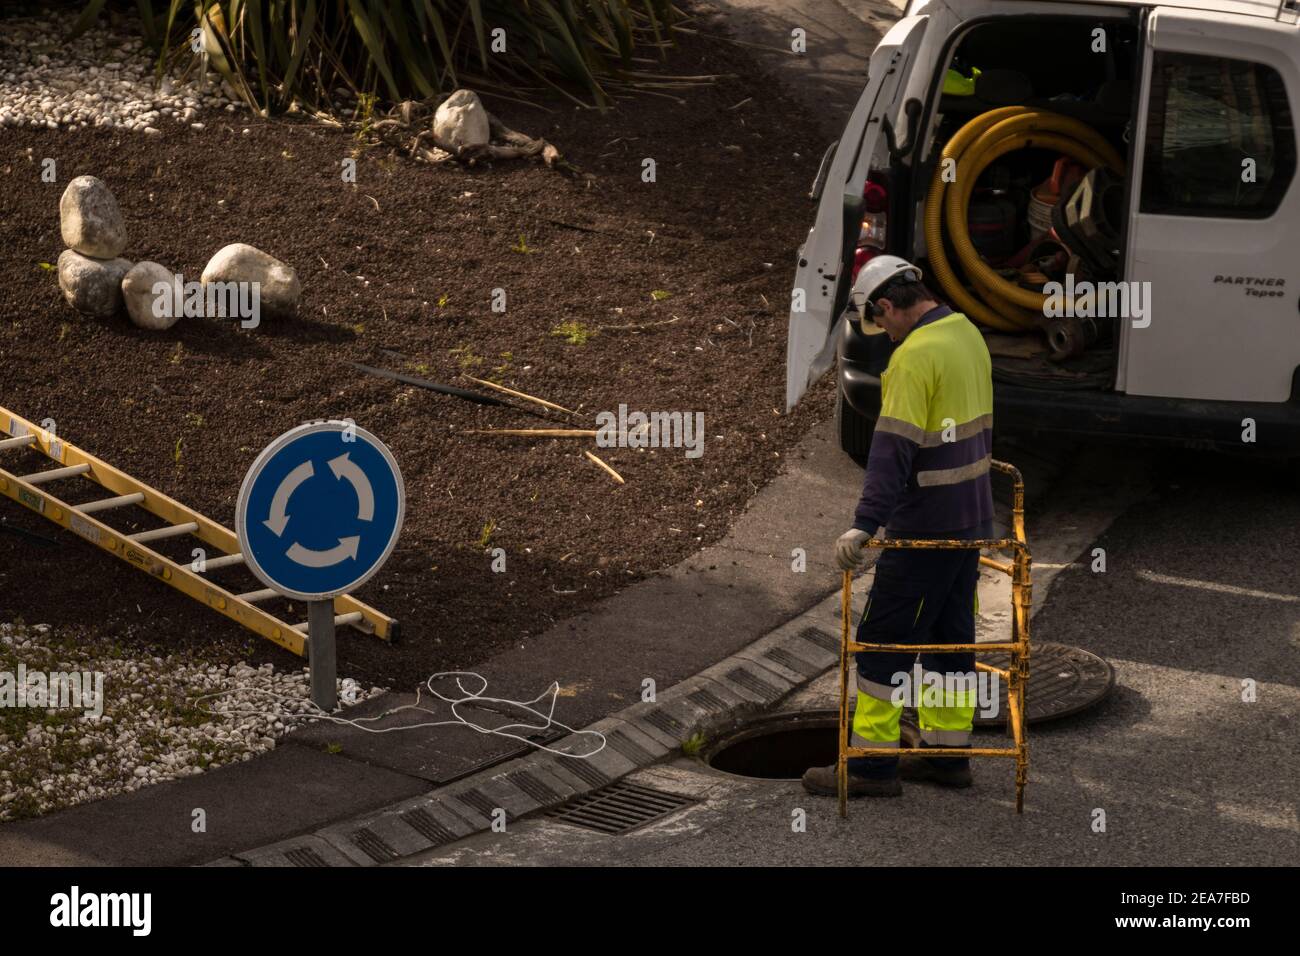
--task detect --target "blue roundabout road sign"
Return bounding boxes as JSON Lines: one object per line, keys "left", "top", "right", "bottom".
{"left": 235, "top": 421, "right": 404, "bottom": 602}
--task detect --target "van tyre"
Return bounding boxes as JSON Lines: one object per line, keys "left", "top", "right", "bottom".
{"left": 836, "top": 385, "right": 875, "bottom": 466}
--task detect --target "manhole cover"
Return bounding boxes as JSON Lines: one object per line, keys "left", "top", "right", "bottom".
{"left": 970, "top": 641, "right": 1115, "bottom": 726}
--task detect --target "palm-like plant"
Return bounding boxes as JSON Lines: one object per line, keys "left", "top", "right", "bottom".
{"left": 71, "top": 1, "right": 682, "bottom": 111}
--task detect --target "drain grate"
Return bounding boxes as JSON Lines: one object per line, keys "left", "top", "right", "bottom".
{"left": 284, "top": 846, "right": 328, "bottom": 868}
{"left": 546, "top": 782, "right": 693, "bottom": 835}
{"left": 351, "top": 828, "right": 399, "bottom": 863}
{"left": 401, "top": 808, "right": 458, "bottom": 848}
{"left": 725, "top": 667, "right": 783, "bottom": 703}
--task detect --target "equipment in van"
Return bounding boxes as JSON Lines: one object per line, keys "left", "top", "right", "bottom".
{"left": 1028, "top": 158, "right": 1084, "bottom": 240}
{"left": 924, "top": 106, "right": 1125, "bottom": 334}
{"left": 1053, "top": 168, "right": 1125, "bottom": 277}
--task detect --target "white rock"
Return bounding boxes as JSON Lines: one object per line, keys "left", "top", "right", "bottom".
{"left": 201, "top": 243, "right": 300, "bottom": 316}
{"left": 59, "top": 176, "right": 127, "bottom": 258}
{"left": 433, "top": 88, "right": 490, "bottom": 151}
{"left": 57, "top": 249, "right": 132, "bottom": 317}
{"left": 121, "top": 261, "right": 182, "bottom": 330}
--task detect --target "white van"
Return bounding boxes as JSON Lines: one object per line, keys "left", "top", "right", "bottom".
{"left": 786, "top": 0, "right": 1299, "bottom": 457}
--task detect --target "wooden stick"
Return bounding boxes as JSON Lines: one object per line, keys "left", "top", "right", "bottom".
{"left": 462, "top": 375, "right": 574, "bottom": 415}
{"left": 598, "top": 316, "right": 682, "bottom": 333}
{"left": 466, "top": 428, "right": 596, "bottom": 437}
{"left": 584, "top": 450, "right": 625, "bottom": 485}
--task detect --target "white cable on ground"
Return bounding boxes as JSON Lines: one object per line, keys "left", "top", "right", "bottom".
{"left": 193, "top": 670, "right": 606, "bottom": 759}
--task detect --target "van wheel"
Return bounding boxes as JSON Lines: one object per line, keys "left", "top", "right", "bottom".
{"left": 836, "top": 387, "right": 875, "bottom": 466}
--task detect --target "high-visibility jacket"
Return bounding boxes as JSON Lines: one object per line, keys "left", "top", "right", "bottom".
{"left": 852, "top": 305, "right": 994, "bottom": 536}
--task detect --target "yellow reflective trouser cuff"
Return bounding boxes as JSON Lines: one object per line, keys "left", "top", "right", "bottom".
{"left": 852, "top": 675, "right": 901, "bottom": 748}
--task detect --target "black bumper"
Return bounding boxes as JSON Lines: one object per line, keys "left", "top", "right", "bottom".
{"left": 839, "top": 323, "right": 1300, "bottom": 455}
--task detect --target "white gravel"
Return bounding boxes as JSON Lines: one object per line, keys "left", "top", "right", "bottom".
{"left": 0, "top": 9, "right": 243, "bottom": 132}
{"left": 0, "top": 621, "right": 385, "bottom": 822}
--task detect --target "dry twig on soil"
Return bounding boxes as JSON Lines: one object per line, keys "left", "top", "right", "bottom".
{"left": 462, "top": 375, "right": 574, "bottom": 415}
{"left": 466, "top": 428, "right": 597, "bottom": 438}
{"left": 584, "top": 451, "right": 626, "bottom": 485}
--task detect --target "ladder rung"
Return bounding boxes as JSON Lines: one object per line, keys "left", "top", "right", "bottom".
{"left": 76, "top": 493, "right": 145, "bottom": 514}
{"left": 293, "top": 612, "right": 363, "bottom": 632}
{"left": 201, "top": 552, "right": 246, "bottom": 571}
{"left": 128, "top": 522, "right": 199, "bottom": 544}
{"left": 0, "top": 435, "right": 36, "bottom": 451}
{"left": 237, "top": 588, "right": 280, "bottom": 603}
{"left": 22, "top": 463, "right": 90, "bottom": 485}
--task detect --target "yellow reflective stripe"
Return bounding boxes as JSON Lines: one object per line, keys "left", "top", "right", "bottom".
{"left": 916, "top": 454, "right": 991, "bottom": 487}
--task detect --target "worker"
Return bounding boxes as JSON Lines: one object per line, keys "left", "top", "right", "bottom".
{"left": 802, "top": 255, "right": 994, "bottom": 799}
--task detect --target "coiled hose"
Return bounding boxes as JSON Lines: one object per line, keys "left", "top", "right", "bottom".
{"left": 924, "top": 107, "right": 1126, "bottom": 332}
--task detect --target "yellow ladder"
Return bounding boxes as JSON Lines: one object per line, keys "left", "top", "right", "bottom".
{"left": 0, "top": 405, "right": 397, "bottom": 657}
{"left": 837, "top": 459, "right": 1031, "bottom": 815}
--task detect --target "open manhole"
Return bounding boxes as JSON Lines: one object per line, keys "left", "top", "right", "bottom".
{"left": 704, "top": 644, "right": 1114, "bottom": 780}
{"left": 705, "top": 712, "right": 920, "bottom": 781}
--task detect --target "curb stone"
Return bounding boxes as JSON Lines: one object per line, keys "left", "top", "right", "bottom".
{"left": 211, "top": 605, "right": 845, "bottom": 866}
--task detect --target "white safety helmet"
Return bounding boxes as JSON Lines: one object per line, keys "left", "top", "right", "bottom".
{"left": 849, "top": 255, "right": 924, "bottom": 328}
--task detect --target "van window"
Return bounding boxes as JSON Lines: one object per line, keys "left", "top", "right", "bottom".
{"left": 1140, "top": 52, "right": 1295, "bottom": 218}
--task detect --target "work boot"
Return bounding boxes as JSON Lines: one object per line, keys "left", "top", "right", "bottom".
{"left": 898, "top": 754, "right": 973, "bottom": 788}
{"left": 801, "top": 764, "right": 902, "bottom": 798}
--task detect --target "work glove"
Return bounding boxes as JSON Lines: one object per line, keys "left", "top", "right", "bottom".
{"left": 835, "top": 527, "right": 876, "bottom": 571}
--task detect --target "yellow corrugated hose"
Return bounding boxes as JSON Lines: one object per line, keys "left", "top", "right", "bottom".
{"left": 924, "top": 107, "right": 1127, "bottom": 331}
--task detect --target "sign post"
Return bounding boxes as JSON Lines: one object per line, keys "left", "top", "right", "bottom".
{"left": 307, "top": 600, "right": 338, "bottom": 711}
{"left": 236, "top": 420, "right": 404, "bottom": 712}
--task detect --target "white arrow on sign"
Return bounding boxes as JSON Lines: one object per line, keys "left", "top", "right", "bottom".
{"left": 328, "top": 453, "right": 374, "bottom": 522}
{"left": 264, "top": 461, "right": 314, "bottom": 537}
{"left": 287, "top": 537, "right": 361, "bottom": 568}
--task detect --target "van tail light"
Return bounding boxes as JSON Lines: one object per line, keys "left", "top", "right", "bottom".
{"left": 852, "top": 174, "right": 890, "bottom": 281}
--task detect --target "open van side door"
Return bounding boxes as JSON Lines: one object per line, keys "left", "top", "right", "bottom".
{"left": 785, "top": 15, "right": 929, "bottom": 412}
{"left": 1119, "top": 8, "right": 1300, "bottom": 403}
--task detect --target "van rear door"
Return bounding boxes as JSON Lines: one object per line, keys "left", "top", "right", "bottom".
{"left": 1120, "top": 8, "right": 1299, "bottom": 403}
{"left": 786, "top": 15, "right": 929, "bottom": 411}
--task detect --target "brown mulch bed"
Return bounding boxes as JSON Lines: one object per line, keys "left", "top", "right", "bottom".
{"left": 0, "top": 19, "right": 836, "bottom": 687}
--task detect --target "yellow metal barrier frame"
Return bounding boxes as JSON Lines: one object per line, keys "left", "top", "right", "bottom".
{"left": 837, "top": 458, "right": 1031, "bottom": 816}
{"left": 0, "top": 405, "right": 397, "bottom": 657}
